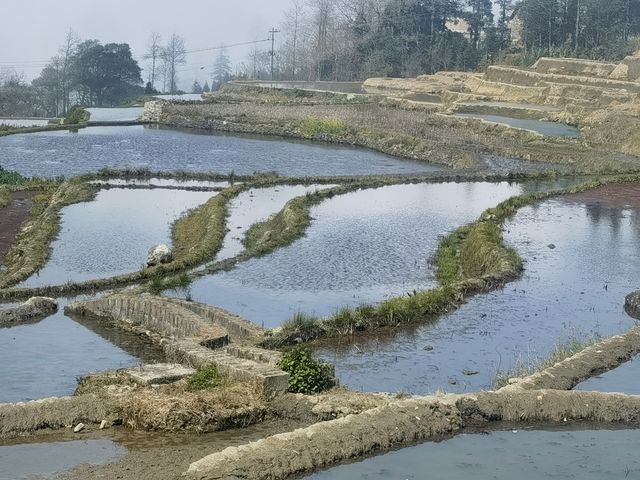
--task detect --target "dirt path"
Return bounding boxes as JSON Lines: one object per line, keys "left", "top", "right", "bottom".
{"left": 0, "top": 190, "right": 33, "bottom": 264}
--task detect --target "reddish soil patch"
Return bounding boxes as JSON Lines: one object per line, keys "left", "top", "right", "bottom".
{"left": 560, "top": 182, "right": 640, "bottom": 209}
{"left": 0, "top": 190, "right": 34, "bottom": 263}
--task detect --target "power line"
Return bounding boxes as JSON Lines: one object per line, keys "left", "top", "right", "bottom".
{"left": 0, "top": 38, "right": 272, "bottom": 71}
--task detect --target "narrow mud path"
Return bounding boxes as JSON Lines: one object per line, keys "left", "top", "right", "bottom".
{"left": 0, "top": 191, "right": 33, "bottom": 264}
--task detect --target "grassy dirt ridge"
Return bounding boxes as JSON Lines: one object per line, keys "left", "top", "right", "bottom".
{"left": 155, "top": 95, "right": 640, "bottom": 173}
{"left": 0, "top": 180, "right": 95, "bottom": 289}
{"left": 0, "top": 184, "right": 243, "bottom": 301}
{"left": 262, "top": 174, "right": 640, "bottom": 348}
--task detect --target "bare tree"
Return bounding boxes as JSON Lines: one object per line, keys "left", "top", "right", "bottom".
{"left": 59, "top": 29, "right": 79, "bottom": 114}
{"left": 162, "top": 34, "right": 187, "bottom": 94}
{"left": 144, "top": 32, "right": 162, "bottom": 89}
{"left": 283, "top": 0, "right": 305, "bottom": 79}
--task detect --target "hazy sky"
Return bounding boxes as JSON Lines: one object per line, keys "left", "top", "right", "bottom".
{"left": 0, "top": 0, "right": 291, "bottom": 88}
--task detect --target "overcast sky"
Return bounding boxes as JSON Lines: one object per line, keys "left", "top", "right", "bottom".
{"left": 0, "top": 0, "right": 291, "bottom": 88}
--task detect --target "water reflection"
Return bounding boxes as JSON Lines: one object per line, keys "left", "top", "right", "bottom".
{"left": 178, "top": 182, "right": 532, "bottom": 328}
{"left": 307, "top": 429, "right": 640, "bottom": 480}
{"left": 0, "top": 126, "right": 441, "bottom": 178}
{"left": 0, "top": 297, "right": 163, "bottom": 403}
{"left": 21, "top": 188, "right": 215, "bottom": 287}
{"left": 315, "top": 191, "right": 640, "bottom": 393}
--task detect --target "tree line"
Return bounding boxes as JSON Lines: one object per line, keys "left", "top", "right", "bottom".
{"left": 238, "top": 0, "right": 640, "bottom": 81}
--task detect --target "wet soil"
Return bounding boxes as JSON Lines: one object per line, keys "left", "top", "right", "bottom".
{"left": 561, "top": 181, "right": 640, "bottom": 209}
{"left": 59, "top": 419, "right": 306, "bottom": 480}
{"left": 0, "top": 191, "right": 33, "bottom": 265}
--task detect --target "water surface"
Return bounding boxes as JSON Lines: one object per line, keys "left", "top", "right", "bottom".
{"left": 22, "top": 188, "right": 214, "bottom": 287}
{"left": 217, "top": 184, "right": 333, "bottom": 261}
{"left": 178, "top": 182, "right": 545, "bottom": 328}
{"left": 455, "top": 113, "right": 579, "bottom": 137}
{"left": 307, "top": 429, "right": 640, "bottom": 480}
{"left": 86, "top": 107, "right": 144, "bottom": 122}
{"left": 315, "top": 192, "right": 640, "bottom": 393}
{"left": 0, "top": 439, "right": 124, "bottom": 480}
{"left": 575, "top": 355, "right": 640, "bottom": 394}
{"left": 0, "top": 126, "right": 441, "bottom": 178}
{"left": 0, "top": 298, "right": 163, "bottom": 403}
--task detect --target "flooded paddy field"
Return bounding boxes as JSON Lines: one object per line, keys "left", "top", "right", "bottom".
{"left": 0, "top": 125, "right": 441, "bottom": 178}
{"left": 176, "top": 180, "right": 576, "bottom": 328}
{"left": 315, "top": 183, "right": 640, "bottom": 393}
{"left": 307, "top": 428, "right": 640, "bottom": 480}
{"left": 455, "top": 113, "right": 580, "bottom": 138}
{"left": 0, "top": 297, "right": 164, "bottom": 403}
{"left": 217, "top": 184, "right": 333, "bottom": 261}
{"left": 21, "top": 187, "right": 214, "bottom": 287}
{"left": 575, "top": 355, "right": 640, "bottom": 394}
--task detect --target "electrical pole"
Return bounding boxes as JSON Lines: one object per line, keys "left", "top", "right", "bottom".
{"left": 269, "top": 28, "right": 280, "bottom": 82}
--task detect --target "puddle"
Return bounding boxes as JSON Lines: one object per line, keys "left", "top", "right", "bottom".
{"left": 455, "top": 113, "right": 579, "bottom": 137}
{"left": 89, "top": 178, "right": 232, "bottom": 189}
{"left": 0, "top": 439, "right": 124, "bottom": 480}
{"left": 0, "top": 298, "right": 164, "bottom": 402}
{"left": 173, "top": 181, "right": 573, "bottom": 328}
{"left": 217, "top": 184, "right": 334, "bottom": 261}
{"left": 0, "top": 126, "right": 442, "bottom": 178}
{"left": 315, "top": 188, "right": 640, "bottom": 393}
{"left": 86, "top": 107, "right": 144, "bottom": 122}
{"left": 307, "top": 428, "right": 640, "bottom": 479}
{"left": 21, "top": 188, "right": 214, "bottom": 287}
{"left": 575, "top": 355, "right": 640, "bottom": 394}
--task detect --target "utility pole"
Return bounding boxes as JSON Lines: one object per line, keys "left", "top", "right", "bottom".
{"left": 269, "top": 28, "right": 280, "bottom": 82}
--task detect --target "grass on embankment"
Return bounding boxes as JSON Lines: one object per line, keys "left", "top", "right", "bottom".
{"left": 262, "top": 175, "right": 640, "bottom": 348}
{"left": 0, "top": 180, "right": 95, "bottom": 289}
{"left": 492, "top": 334, "right": 602, "bottom": 389}
{"left": 0, "top": 184, "right": 241, "bottom": 298}
{"left": 0, "top": 187, "right": 10, "bottom": 209}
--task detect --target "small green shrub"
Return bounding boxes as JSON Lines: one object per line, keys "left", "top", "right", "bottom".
{"left": 279, "top": 348, "right": 335, "bottom": 394}
{"left": 300, "top": 117, "right": 346, "bottom": 137}
{"left": 187, "top": 366, "right": 221, "bottom": 391}
{"left": 64, "top": 106, "right": 90, "bottom": 125}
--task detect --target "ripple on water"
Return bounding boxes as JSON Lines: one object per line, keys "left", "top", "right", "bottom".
{"left": 180, "top": 182, "right": 540, "bottom": 328}
{"left": 21, "top": 188, "right": 214, "bottom": 288}
{"left": 0, "top": 126, "right": 442, "bottom": 178}
{"left": 315, "top": 192, "right": 640, "bottom": 394}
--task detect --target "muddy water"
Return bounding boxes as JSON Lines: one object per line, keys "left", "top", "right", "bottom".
{"left": 575, "top": 355, "right": 640, "bottom": 394}
{"left": 0, "top": 297, "right": 164, "bottom": 403}
{"left": 455, "top": 113, "right": 580, "bottom": 137}
{"left": 0, "top": 439, "right": 124, "bottom": 480}
{"left": 0, "top": 126, "right": 441, "bottom": 178}
{"left": 315, "top": 187, "right": 640, "bottom": 393}
{"left": 177, "top": 181, "right": 574, "bottom": 328}
{"left": 217, "top": 184, "right": 334, "bottom": 261}
{"left": 21, "top": 188, "right": 214, "bottom": 287}
{"left": 307, "top": 428, "right": 640, "bottom": 479}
